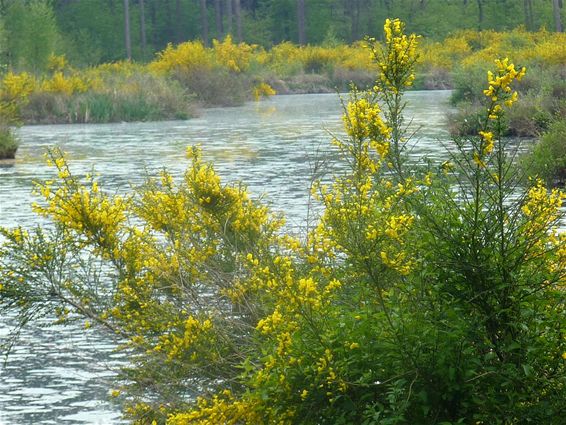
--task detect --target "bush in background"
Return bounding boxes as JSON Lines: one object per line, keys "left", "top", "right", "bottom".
{"left": 0, "top": 125, "right": 18, "bottom": 159}
{"left": 522, "top": 119, "right": 566, "bottom": 187}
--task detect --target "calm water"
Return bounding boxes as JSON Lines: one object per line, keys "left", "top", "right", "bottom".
{"left": 0, "top": 91, "right": 452, "bottom": 424}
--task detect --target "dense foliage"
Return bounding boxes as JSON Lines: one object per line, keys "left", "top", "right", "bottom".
{"left": 1, "top": 19, "right": 565, "bottom": 424}
{"left": 0, "top": 0, "right": 564, "bottom": 66}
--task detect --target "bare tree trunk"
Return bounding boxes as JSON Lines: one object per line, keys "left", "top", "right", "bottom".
{"left": 476, "top": 0, "right": 484, "bottom": 30}
{"left": 215, "top": 0, "right": 223, "bottom": 38}
{"left": 124, "top": 0, "right": 132, "bottom": 60}
{"left": 523, "top": 0, "right": 534, "bottom": 30}
{"left": 226, "top": 0, "right": 233, "bottom": 35}
{"left": 553, "top": 0, "right": 563, "bottom": 32}
{"left": 297, "top": 0, "right": 306, "bottom": 45}
{"left": 150, "top": 0, "right": 158, "bottom": 48}
{"left": 140, "top": 0, "right": 147, "bottom": 58}
{"left": 164, "top": 0, "right": 174, "bottom": 42}
{"left": 234, "top": 0, "right": 242, "bottom": 41}
{"left": 351, "top": 0, "right": 360, "bottom": 42}
{"left": 200, "top": 0, "right": 209, "bottom": 45}
{"left": 175, "top": 0, "right": 183, "bottom": 42}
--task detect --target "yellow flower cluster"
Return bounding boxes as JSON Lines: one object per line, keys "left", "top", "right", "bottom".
{"left": 168, "top": 390, "right": 267, "bottom": 425}
{"left": 1, "top": 72, "right": 36, "bottom": 101}
{"left": 478, "top": 130, "right": 494, "bottom": 155}
{"left": 159, "top": 315, "right": 214, "bottom": 361}
{"left": 41, "top": 72, "right": 90, "bottom": 96}
{"left": 150, "top": 41, "right": 213, "bottom": 74}
{"left": 212, "top": 35, "right": 255, "bottom": 73}
{"left": 473, "top": 59, "right": 526, "bottom": 168}
{"left": 483, "top": 58, "right": 525, "bottom": 113}
{"left": 521, "top": 179, "right": 564, "bottom": 227}
{"left": 0, "top": 71, "right": 35, "bottom": 123}
{"left": 377, "top": 18, "right": 419, "bottom": 90}
{"left": 252, "top": 82, "right": 276, "bottom": 101}
{"left": 343, "top": 97, "right": 391, "bottom": 142}
{"left": 32, "top": 150, "right": 127, "bottom": 255}
{"left": 420, "top": 28, "right": 566, "bottom": 72}
{"left": 262, "top": 41, "right": 374, "bottom": 75}
{"left": 150, "top": 36, "right": 257, "bottom": 75}
{"left": 47, "top": 54, "right": 68, "bottom": 72}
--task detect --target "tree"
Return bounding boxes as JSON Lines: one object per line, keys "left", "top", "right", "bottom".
{"left": 349, "top": 0, "right": 360, "bottom": 41}
{"left": 175, "top": 0, "right": 183, "bottom": 42}
{"left": 553, "top": 0, "right": 563, "bottom": 32}
{"left": 476, "top": 0, "right": 484, "bottom": 29}
{"left": 200, "top": 0, "right": 209, "bottom": 45}
{"left": 0, "top": 12, "right": 6, "bottom": 67}
{"left": 123, "top": 0, "right": 131, "bottom": 59}
{"left": 234, "top": 0, "right": 242, "bottom": 41}
{"left": 297, "top": 0, "right": 306, "bottom": 45}
{"left": 140, "top": 0, "right": 147, "bottom": 58}
{"left": 226, "top": 0, "right": 233, "bottom": 35}
{"left": 524, "top": 0, "right": 534, "bottom": 30}
{"left": 4, "top": 0, "right": 60, "bottom": 72}
{"left": 214, "top": 0, "right": 223, "bottom": 38}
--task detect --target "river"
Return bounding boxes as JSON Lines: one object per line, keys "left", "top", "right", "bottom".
{"left": 0, "top": 91, "right": 452, "bottom": 424}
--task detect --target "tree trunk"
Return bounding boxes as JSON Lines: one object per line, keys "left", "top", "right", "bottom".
{"left": 523, "top": 0, "right": 534, "bottom": 30}
{"left": 476, "top": 0, "right": 483, "bottom": 30}
{"left": 175, "top": 0, "right": 183, "bottom": 42}
{"left": 351, "top": 0, "right": 360, "bottom": 42}
{"left": 297, "top": 0, "right": 306, "bottom": 45}
{"left": 164, "top": 0, "right": 174, "bottom": 43}
{"left": 553, "top": 0, "right": 563, "bottom": 32}
{"left": 234, "top": 0, "right": 242, "bottom": 41}
{"left": 226, "top": 0, "right": 233, "bottom": 35}
{"left": 150, "top": 0, "right": 158, "bottom": 49}
{"left": 215, "top": 0, "right": 223, "bottom": 38}
{"left": 140, "top": 0, "right": 147, "bottom": 58}
{"left": 200, "top": 0, "right": 209, "bottom": 45}
{"left": 123, "top": 0, "right": 131, "bottom": 60}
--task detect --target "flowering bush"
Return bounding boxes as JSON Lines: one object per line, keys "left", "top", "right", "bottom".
{"left": 1, "top": 19, "right": 565, "bottom": 424}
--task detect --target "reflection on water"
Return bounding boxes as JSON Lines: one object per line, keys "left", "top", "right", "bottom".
{"left": 0, "top": 91, "right": 451, "bottom": 424}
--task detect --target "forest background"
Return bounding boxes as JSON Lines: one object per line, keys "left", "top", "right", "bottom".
{"left": 0, "top": 0, "right": 564, "bottom": 68}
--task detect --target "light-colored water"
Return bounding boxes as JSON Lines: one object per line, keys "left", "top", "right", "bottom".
{"left": 0, "top": 91, "right": 452, "bottom": 424}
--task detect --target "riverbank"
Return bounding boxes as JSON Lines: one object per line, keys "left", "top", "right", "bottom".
{"left": 1, "top": 29, "right": 563, "bottom": 127}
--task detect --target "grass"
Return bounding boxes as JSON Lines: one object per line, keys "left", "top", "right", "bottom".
{"left": 21, "top": 72, "right": 194, "bottom": 124}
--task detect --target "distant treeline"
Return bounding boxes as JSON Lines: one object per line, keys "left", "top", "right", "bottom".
{"left": 0, "top": 0, "right": 564, "bottom": 70}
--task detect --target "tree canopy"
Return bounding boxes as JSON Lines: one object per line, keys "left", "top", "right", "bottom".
{"left": 0, "top": 0, "right": 563, "bottom": 68}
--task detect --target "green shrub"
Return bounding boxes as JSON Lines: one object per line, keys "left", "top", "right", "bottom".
{"left": 522, "top": 119, "right": 566, "bottom": 187}
{"left": 450, "top": 65, "right": 487, "bottom": 105}
{"left": 173, "top": 67, "right": 251, "bottom": 107}
{"left": 0, "top": 126, "right": 18, "bottom": 159}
